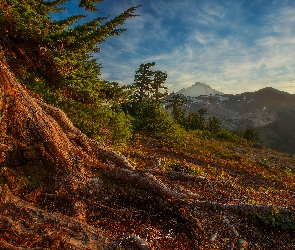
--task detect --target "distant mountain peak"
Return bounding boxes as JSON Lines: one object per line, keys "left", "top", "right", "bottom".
{"left": 177, "top": 82, "right": 223, "bottom": 97}
{"left": 256, "top": 87, "right": 290, "bottom": 94}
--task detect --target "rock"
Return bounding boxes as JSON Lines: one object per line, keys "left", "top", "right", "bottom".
{"left": 123, "top": 233, "right": 151, "bottom": 250}
{"left": 210, "top": 233, "right": 219, "bottom": 242}
{"left": 238, "top": 238, "right": 248, "bottom": 249}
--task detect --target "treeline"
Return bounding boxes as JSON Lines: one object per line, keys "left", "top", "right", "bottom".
{"left": 120, "top": 62, "right": 259, "bottom": 145}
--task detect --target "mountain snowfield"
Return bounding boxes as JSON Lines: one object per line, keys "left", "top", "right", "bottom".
{"left": 173, "top": 83, "right": 295, "bottom": 153}
{"left": 177, "top": 82, "right": 223, "bottom": 96}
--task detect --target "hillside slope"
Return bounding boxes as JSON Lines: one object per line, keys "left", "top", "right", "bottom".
{"left": 1, "top": 134, "right": 295, "bottom": 249}
{"left": 0, "top": 61, "right": 295, "bottom": 249}
{"left": 177, "top": 87, "right": 295, "bottom": 153}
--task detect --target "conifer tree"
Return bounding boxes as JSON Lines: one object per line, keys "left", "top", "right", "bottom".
{"left": 131, "top": 62, "right": 168, "bottom": 103}
{"left": 166, "top": 94, "right": 187, "bottom": 126}
{"left": 0, "top": 0, "right": 139, "bottom": 144}
{"left": 197, "top": 108, "right": 207, "bottom": 130}
{"left": 151, "top": 70, "right": 168, "bottom": 102}
{"left": 206, "top": 116, "right": 221, "bottom": 135}
{"left": 132, "top": 62, "right": 155, "bottom": 102}
{"left": 186, "top": 111, "right": 199, "bottom": 130}
{"left": 0, "top": 0, "right": 140, "bottom": 104}
{"left": 243, "top": 128, "right": 259, "bottom": 142}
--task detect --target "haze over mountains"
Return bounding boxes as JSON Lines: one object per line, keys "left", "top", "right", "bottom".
{"left": 175, "top": 82, "right": 295, "bottom": 153}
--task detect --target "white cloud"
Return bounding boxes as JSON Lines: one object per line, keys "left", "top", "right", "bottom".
{"left": 97, "top": 0, "right": 295, "bottom": 94}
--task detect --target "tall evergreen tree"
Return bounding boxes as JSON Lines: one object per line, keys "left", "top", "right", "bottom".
{"left": 166, "top": 94, "right": 187, "bottom": 126}
{"left": 132, "top": 62, "right": 155, "bottom": 102}
{"left": 197, "top": 108, "right": 207, "bottom": 131}
{"left": 186, "top": 111, "right": 200, "bottom": 130}
{"left": 206, "top": 116, "right": 221, "bottom": 135}
{"left": 0, "top": 0, "right": 140, "bottom": 104}
{"left": 151, "top": 70, "right": 168, "bottom": 102}
{"left": 131, "top": 62, "right": 168, "bottom": 103}
{"left": 0, "top": 0, "right": 140, "bottom": 144}
{"left": 243, "top": 128, "right": 259, "bottom": 142}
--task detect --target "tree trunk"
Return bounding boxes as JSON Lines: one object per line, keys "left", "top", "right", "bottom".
{"left": 0, "top": 53, "right": 196, "bottom": 249}
{"left": 0, "top": 55, "right": 133, "bottom": 171}
{"left": 0, "top": 53, "right": 184, "bottom": 198}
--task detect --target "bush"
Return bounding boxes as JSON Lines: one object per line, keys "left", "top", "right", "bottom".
{"left": 243, "top": 128, "right": 259, "bottom": 142}
{"left": 131, "top": 100, "right": 174, "bottom": 135}
{"left": 56, "top": 98, "right": 133, "bottom": 145}
{"left": 108, "top": 108, "right": 133, "bottom": 145}
{"left": 167, "top": 161, "right": 193, "bottom": 174}
{"left": 206, "top": 116, "right": 221, "bottom": 135}
{"left": 162, "top": 123, "right": 187, "bottom": 147}
{"left": 216, "top": 129, "right": 240, "bottom": 142}
{"left": 192, "top": 129, "right": 213, "bottom": 139}
{"left": 255, "top": 207, "right": 295, "bottom": 231}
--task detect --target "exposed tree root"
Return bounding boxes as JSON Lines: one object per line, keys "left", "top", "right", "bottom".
{"left": 223, "top": 216, "right": 240, "bottom": 237}
{"left": 144, "top": 169, "right": 208, "bottom": 182}
{"left": 0, "top": 185, "right": 113, "bottom": 249}
{"left": 1, "top": 53, "right": 294, "bottom": 249}
{"left": 99, "top": 166, "right": 187, "bottom": 199}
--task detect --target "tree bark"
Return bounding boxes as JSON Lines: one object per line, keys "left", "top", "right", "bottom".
{"left": 0, "top": 53, "right": 186, "bottom": 200}
{"left": 0, "top": 55, "right": 133, "bottom": 171}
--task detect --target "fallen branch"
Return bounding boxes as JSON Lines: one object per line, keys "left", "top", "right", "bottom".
{"left": 223, "top": 216, "right": 239, "bottom": 237}
{"left": 99, "top": 167, "right": 187, "bottom": 199}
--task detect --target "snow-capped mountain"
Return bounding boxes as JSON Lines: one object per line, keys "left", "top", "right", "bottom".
{"left": 177, "top": 82, "right": 223, "bottom": 97}
{"left": 171, "top": 84, "right": 295, "bottom": 153}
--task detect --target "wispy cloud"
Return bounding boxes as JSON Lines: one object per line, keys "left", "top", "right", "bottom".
{"left": 97, "top": 0, "right": 295, "bottom": 94}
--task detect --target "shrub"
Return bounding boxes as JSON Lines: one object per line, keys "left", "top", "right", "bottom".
{"left": 163, "top": 123, "right": 187, "bottom": 147}
{"left": 58, "top": 99, "right": 133, "bottom": 145}
{"left": 243, "top": 128, "right": 259, "bottom": 142}
{"left": 216, "top": 129, "right": 240, "bottom": 142}
{"left": 255, "top": 207, "right": 295, "bottom": 231}
{"left": 167, "top": 161, "right": 193, "bottom": 174}
{"left": 131, "top": 100, "right": 174, "bottom": 135}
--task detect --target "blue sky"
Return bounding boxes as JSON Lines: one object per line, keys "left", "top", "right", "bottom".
{"left": 61, "top": 0, "right": 295, "bottom": 94}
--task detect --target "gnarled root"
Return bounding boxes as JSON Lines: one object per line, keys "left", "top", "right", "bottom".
{"left": 0, "top": 58, "right": 132, "bottom": 171}
{"left": 0, "top": 185, "right": 112, "bottom": 250}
